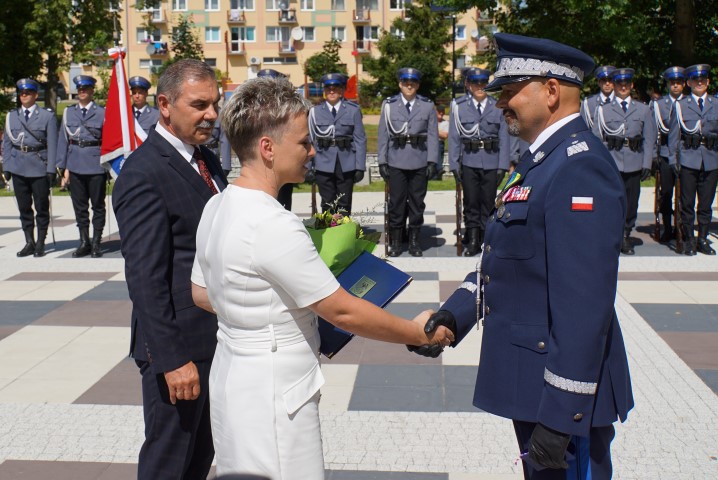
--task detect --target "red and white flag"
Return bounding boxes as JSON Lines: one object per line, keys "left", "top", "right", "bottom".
{"left": 571, "top": 196, "right": 594, "bottom": 211}
{"left": 100, "top": 47, "right": 147, "bottom": 178}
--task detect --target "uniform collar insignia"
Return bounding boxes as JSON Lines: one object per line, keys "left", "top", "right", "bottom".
{"left": 533, "top": 151, "right": 545, "bottom": 163}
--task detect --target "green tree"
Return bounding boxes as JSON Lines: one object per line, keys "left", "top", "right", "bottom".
{"left": 361, "top": 2, "right": 458, "bottom": 101}
{"left": 304, "top": 39, "right": 347, "bottom": 82}
{"left": 155, "top": 14, "right": 205, "bottom": 79}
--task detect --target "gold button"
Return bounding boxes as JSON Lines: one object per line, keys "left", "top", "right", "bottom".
{"left": 573, "top": 413, "right": 583, "bottom": 421}
{"left": 485, "top": 245, "right": 491, "bottom": 253}
{"left": 485, "top": 305, "right": 490, "bottom": 315}
{"left": 537, "top": 341, "right": 545, "bottom": 349}
{"left": 506, "top": 212, "right": 511, "bottom": 219}
{"left": 484, "top": 275, "right": 490, "bottom": 284}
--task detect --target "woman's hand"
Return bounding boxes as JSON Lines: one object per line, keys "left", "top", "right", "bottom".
{"left": 411, "top": 309, "right": 455, "bottom": 347}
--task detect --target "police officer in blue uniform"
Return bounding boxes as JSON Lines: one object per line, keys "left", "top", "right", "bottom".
{"left": 580, "top": 65, "right": 615, "bottom": 129}
{"left": 377, "top": 67, "right": 439, "bottom": 257}
{"left": 592, "top": 68, "right": 657, "bottom": 254}
{"left": 205, "top": 117, "right": 232, "bottom": 177}
{"left": 129, "top": 76, "right": 160, "bottom": 135}
{"left": 651, "top": 66, "right": 686, "bottom": 242}
{"left": 2, "top": 78, "right": 58, "bottom": 257}
{"left": 308, "top": 73, "right": 366, "bottom": 214}
{"left": 448, "top": 67, "right": 510, "bottom": 256}
{"left": 411, "top": 33, "right": 634, "bottom": 479}
{"left": 668, "top": 64, "right": 718, "bottom": 255}
{"left": 57, "top": 75, "right": 106, "bottom": 258}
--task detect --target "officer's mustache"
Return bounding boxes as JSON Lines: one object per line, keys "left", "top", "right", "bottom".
{"left": 196, "top": 120, "right": 213, "bottom": 129}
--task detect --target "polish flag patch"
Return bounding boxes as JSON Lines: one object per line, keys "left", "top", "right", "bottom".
{"left": 571, "top": 196, "right": 594, "bottom": 211}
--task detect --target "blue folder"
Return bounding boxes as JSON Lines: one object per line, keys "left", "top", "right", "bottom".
{"left": 318, "top": 251, "right": 413, "bottom": 358}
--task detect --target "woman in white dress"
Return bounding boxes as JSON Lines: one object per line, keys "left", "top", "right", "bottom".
{"left": 191, "top": 77, "right": 454, "bottom": 480}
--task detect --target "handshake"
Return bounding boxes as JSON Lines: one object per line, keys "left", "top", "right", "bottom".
{"left": 407, "top": 310, "right": 457, "bottom": 358}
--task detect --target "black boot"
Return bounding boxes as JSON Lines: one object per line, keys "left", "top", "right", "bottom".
{"left": 408, "top": 228, "right": 422, "bottom": 257}
{"left": 659, "top": 215, "right": 673, "bottom": 243}
{"left": 683, "top": 225, "right": 696, "bottom": 256}
{"left": 33, "top": 229, "right": 47, "bottom": 257}
{"left": 696, "top": 225, "right": 716, "bottom": 255}
{"left": 620, "top": 230, "right": 634, "bottom": 255}
{"left": 17, "top": 228, "right": 35, "bottom": 257}
{"left": 72, "top": 227, "right": 91, "bottom": 258}
{"left": 91, "top": 229, "right": 103, "bottom": 258}
{"left": 388, "top": 227, "right": 403, "bottom": 257}
{"left": 464, "top": 228, "right": 481, "bottom": 257}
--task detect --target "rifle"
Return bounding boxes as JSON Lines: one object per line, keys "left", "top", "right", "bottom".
{"left": 674, "top": 175, "right": 683, "bottom": 254}
{"left": 652, "top": 165, "right": 661, "bottom": 242}
{"left": 456, "top": 179, "right": 463, "bottom": 256}
{"left": 384, "top": 181, "right": 390, "bottom": 257}
{"left": 311, "top": 182, "right": 318, "bottom": 216}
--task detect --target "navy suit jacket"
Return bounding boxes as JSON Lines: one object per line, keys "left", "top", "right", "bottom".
{"left": 440, "top": 116, "right": 634, "bottom": 437}
{"left": 113, "top": 130, "right": 228, "bottom": 374}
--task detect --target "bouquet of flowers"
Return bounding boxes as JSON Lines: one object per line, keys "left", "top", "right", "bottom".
{"left": 303, "top": 209, "right": 382, "bottom": 276}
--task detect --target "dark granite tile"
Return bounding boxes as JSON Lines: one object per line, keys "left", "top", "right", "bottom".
{"left": 327, "top": 471, "right": 447, "bottom": 480}
{"left": 439, "top": 280, "right": 463, "bottom": 303}
{"left": 33, "top": 300, "right": 131, "bottom": 328}
{"left": 0, "top": 227, "right": 16, "bottom": 236}
{"left": 349, "top": 384, "right": 446, "bottom": 411}
{"left": 0, "top": 301, "right": 64, "bottom": 326}
{"left": 8, "top": 272, "right": 118, "bottom": 281}
{"left": 657, "top": 332, "right": 718, "bottom": 369}
{"left": 385, "top": 302, "right": 441, "bottom": 320}
{"left": 619, "top": 271, "right": 718, "bottom": 281}
{"left": 324, "top": 336, "right": 441, "bottom": 366}
{"left": 74, "top": 357, "right": 141, "bottom": 406}
{"left": 695, "top": 369, "right": 718, "bottom": 395}
{"left": 0, "top": 460, "right": 111, "bottom": 480}
{"left": 633, "top": 303, "right": 718, "bottom": 332}
{"left": 404, "top": 271, "right": 439, "bottom": 281}
{"left": 74, "top": 281, "right": 130, "bottom": 301}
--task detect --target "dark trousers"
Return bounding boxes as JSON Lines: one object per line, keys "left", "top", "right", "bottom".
{"left": 277, "top": 183, "right": 293, "bottom": 211}
{"left": 69, "top": 171, "right": 107, "bottom": 231}
{"left": 137, "top": 359, "right": 214, "bottom": 480}
{"left": 658, "top": 156, "right": 676, "bottom": 218}
{"left": 316, "top": 161, "right": 355, "bottom": 214}
{"left": 462, "top": 166, "right": 498, "bottom": 230}
{"left": 680, "top": 166, "right": 718, "bottom": 235}
{"left": 13, "top": 173, "right": 50, "bottom": 232}
{"left": 387, "top": 165, "right": 427, "bottom": 229}
{"left": 513, "top": 420, "right": 615, "bottom": 480}
{"left": 621, "top": 170, "right": 641, "bottom": 232}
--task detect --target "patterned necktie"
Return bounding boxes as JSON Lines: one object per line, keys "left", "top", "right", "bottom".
{"left": 24, "top": 109, "right": 30, "bottom": 121}
{"left": 135, "top": 109, "right": 141, "bottom": 119}
{"left": 81, "top": 107, "right": 87, "bottom": 117}
{"left": 331, "top": 106, "right": 336, "bottom": 118}
{"left": 193, "top": 147, "right": 219, "bottom": 195}
{"left": 698, "top": 98, "right": 704, "bottom": 111}
{"left": 621, "top": 100, "right": 627, "bottom": 113}
{"left": 406, "top": 102, "right": 411, "bottom": 114}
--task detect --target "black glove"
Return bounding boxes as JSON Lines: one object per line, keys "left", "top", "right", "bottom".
{"left": 528, "top": 423, "right": 571, "bottom": 470}
{"left": 406, "top": 310, "right": 458, "bottom": 357}
{"left": 304, "top": 167, "right": 316, "bottom": 184}
{"left": 379, "top": 163, "right": 390, "bottom": 182}
{"left": 406, "top": 343, "right": 444, "bottom": 358}
{"left": 2, "top": 171, "right": 10, "bottom": 182}
{"left": 451, "top": 169, "right": 462, "bottom": 184}
{"left": 426, "top": 162, "right": 437, "bottom": 179}
{"left": 671, "top": 163, "right": 680, "bottom": 176}
{"left": 497, "top": 169, "right": 506, "bottom": 182}
{"left": 47, "top": 172, "right": 56, "bottom": 187}
{"left": 640, "top": 168, "right": 651, "bottom": 182}
{"left": 353, "top": 170, "right": 365, "bottom": 184}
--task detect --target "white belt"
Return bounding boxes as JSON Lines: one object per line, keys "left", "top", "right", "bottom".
{"left": 218, "top": 314, "right": 318, "bottom": 352}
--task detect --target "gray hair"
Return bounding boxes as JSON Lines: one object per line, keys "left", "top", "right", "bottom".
{"left": 157, "top": 59, "right": 216, "bottom": 104}
{"left": 221, "top": 77, "right": 311, "bottom": 164}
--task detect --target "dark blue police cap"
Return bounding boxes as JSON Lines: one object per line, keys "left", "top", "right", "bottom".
{"left": 397, "top": 68, "right": 421, "bottom": 82}
{"left": 464, "top": 68, "right": 490, "bottom": 83}
{"left": 129, "top": 76, "right": 151, "bottom": 90}
{"left": 611, "top": 68, "right": 634, "bottom": 82}
{"left": 321, "top": 73, "right": 348, "bottom": 86}
{"left": 685, "top": 64, "right": 711, "bottom": 79}
{"left": 73, "top": 75, "right": 97, "bottom": 88}
{"left": 485, "top": 33, "right": 594, "bottom": 92}
{"left": 594, "top": 65, "right": 616, "bottom": 80}
{"left": 662, "top": 66, "right": 685, "bottom": 81}
{"left": 256, "top": 69, "right": 284, "bottom": 78}
{"left": 16, "top": 78, "right": 39, "bottom": 92}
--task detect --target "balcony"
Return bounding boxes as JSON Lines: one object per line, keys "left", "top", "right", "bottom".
{"left": 353, "top": 39, "right": 371, "bottom": 53}
{"left": 278, "top": 38, "right": 295, "bottom": 54}
{"left": 352, "top": 9, "right": 370, "bottom": 23}
{"left": 227, "top": 9, "right": 246, "bottom": 24}
{"left": 147, "top": 41, "right": 169, "bottom": 55}
{"left": 278, "top": 9, "right": 297, "bottom": 24}
{"left": 228, "top": 42, "right": 245, "bottom": 55}
{"left": 476, "top": 9, "right": 493, "bottom": 24}
{"left": 142, "top": 8, "right": 167, "bottom": 23}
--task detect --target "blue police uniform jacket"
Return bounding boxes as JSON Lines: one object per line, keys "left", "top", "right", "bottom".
{"left": 204, "top": 119, "right": 233, "bottom": 171}
{"left": 667, "top": 95, "right": 718, "bottom": 172}
{"left": 439, "top": 116, "right": 634, "bottom": 437}
{"left": 377, "top": 94, "right": 439, "bottom": 170}
{"left": 447, "top": 94, "right": 510, "bottom": 171}
{"left": 592, "top": 98, "right": 657, "bottom": 173}
{"left": 310, "top": 100, "right": 367, "bottom": 174}
{"left": 580, "top": 93, "right": 612, "bottom": 129}
{"left": 56, "top": 103, "right": 105, "bottom": 175}
{"left": 650, "top": 95, "right": 679, "bottom": 159}
{"left": 3, "top": 106, "right": 58, "bottom": 177}
{"left": 134, "top": 105, "right": 160, "bottom": 134}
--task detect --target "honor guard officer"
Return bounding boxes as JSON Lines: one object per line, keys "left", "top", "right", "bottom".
{"left": 448, "top": 67, "right": 510, "bottom": 256}
{"left": 651, "top": 66, "right": 686, "bottom": 242}
{"left": 668, "top": 64, "right": 718, "bottom": 255}
{"left": 2, "top": 78, "right": 58, "bottom": 257}
{"left": 377, "top": 67, "right": 439, "bottom": 257}
{"left": 411, "top": 33, "right": 634, "bottom": 479}
{"left": 580, "top": 65, "right": 615, "bottom": 129}
{"left": 592, "top": 67, "right": 657, "bottom": 254}
{"left": 129, "top": 76, "right": 160, "bottom": 135}
{"left": 308, "top": 73, "right": 367, "bottom": 214}
{"left": 205, "top": 117, "right": 232, "bottom": 177}
{"left": 57, "top": 75, "right": 107, "bottom": 258}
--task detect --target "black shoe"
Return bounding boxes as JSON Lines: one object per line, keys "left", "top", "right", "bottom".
{"left": 72, "top": 228, "right": 91, "bottom": 258}
{"left": 463, "top": 228, "right": 481, "bottom": 257}
{"left": 90, "top": 230, "right": 103, "bottom": 258}
{"left": 683, "top": 238, "right": 696, "bottom": 256}
{"left": 388, "top": 228, "right": 403, "bottom": 257}
{"left": 33, "top": 241, "right": 46, "bottom": 257}
{"left": 696, "top": 238, "right": 716, "bottom": 255}
{"left": 621, "top": 236, "right": 634, "bottom": 255}
{"left": 408, "top": 228, "right": 422, "bottom": 257}
{"left": 17, "top": 241, "right": 35, "bottom": 257}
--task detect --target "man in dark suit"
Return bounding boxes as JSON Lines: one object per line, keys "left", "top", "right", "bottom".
{"left": 113, "top": 59, "right": 228, "bottom": 480}
{"left": 411, "top": 34, "right": 634, "bottom": 479}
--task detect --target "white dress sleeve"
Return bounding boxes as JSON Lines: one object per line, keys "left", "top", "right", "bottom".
{"left": 190, "top": 254, "right": 206, "bottom": 288}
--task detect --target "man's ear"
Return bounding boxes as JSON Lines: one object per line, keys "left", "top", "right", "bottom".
{"left": 157, "top": 94, "right": 170, "bottom": 117}
{"left": 546, "top": 78, "right": 561, "bottom": 109}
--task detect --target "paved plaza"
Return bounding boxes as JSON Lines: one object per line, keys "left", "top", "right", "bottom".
{"left": 0, "top": 188, "right": 717, "bottom": 479}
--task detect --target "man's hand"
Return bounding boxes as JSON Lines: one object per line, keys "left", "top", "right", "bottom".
{"left": 640, "top": 168, "right": 651, "bottom": 182}
{"left": 61, "top": 169, "right": 70, "bottom": 188}
{"left": 528, "top": 423, "right": 571, "bottom": 470}
{"left": 305, "top": 167, "right": 316, "bottom": 184}
{"left": 379, "top": 163, "right": 390, "bottom": 182}
{"left": 407, "top": 310, "right": 458, "bottom": 358}
{"left": 3, "top": 171, "right": 11, "bottom": 182}
{"left": 47, "top": 172, "right": 56, "bottom": 187}
{"left": 353, "top": 170, "right": 365, "bottom": 184}
{"left": 426, "top": 162, "right": 437, "bottom": 179}
{"left": 497, "top": 169, "right": 507, "bottom": 183}
{"left": 670, "top": 163, "right": 680, "bottom": 176}
{"left": 164, "top": 361, "right": 201, "bottom": 405}
{"left": 451, "top": 169, "right": 462, "bottom": 185}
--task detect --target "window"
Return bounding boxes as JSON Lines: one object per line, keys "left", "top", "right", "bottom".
{"left": 231, "top": 26, "right": 255, "bottom": 42}
{"left": 231, "top": 0, "right": 254, "bottom": 9}
{"left": 331, "top": 26, "right": 345, "bottom": 42}
{"left": 173, "top": 0, "right": 186, "bottom": 10}
{"left": 142, "top": 6, "right": 163, "bottom": 22}
{"left": 262, "top": 57, "right": 298, "bottom": 64}
{"left": 390, "top": 27, "right": 404, "bottom": 39}
{"left": 205, "top": 58, "right": 217, "bottom": 68}
{"left": 137, "top": 28, "right": 162, "bottom": 43}
{"left": 357, "top": 0, "right": 378, "bottom": 10}
{"left": 301, "top": 0, "right": 314, "bottom": 10}
{"left": 266, "top": 0, "right": 281, "bottom": 9}
{"left": 302, "top": 27, "right": 315, "bottom": 42}
{"left": 140, "top": 59, "right": 164, "bottom": 73}
{"left": 205, "top": 0, "right": 219, "bottom": 10}
{"left": 390, "top": 0, "right": 407, "bottom": 9}
{"left": 331, "top": 0, "right": 344, "bottom": 9}
{"left": 357, "top": 26, "right": 379, "bottom": 41}
{"left": 266, "top": 26, "right": 291, "bottom": 42}
{"left": 205, "top": 27, "right": 220, "bottom": 43}
{"left": 455, "top": 25, "right": 466, "bottom": 40}
{"left": 108, "top": 1, "right": 119, "bottom": 12}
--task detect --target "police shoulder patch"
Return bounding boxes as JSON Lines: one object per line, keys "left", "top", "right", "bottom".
{"left": 344, "top": 100, "right": 359, "bottom": 108}
{"left": 454, "top": 95, "right": 469, "bottom": 106}
{"left": 567, "top": 140, "right": 589, "bottom": 157}
{"left": 385, "top": 95, "right": 399, "bottom": 104}
{"left": 416, "top": 95, "right": 432, "bottom": 103}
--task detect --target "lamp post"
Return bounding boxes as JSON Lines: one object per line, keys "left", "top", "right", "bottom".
{"left": 451, "top": 14, "right": 456, "bottom": 98}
